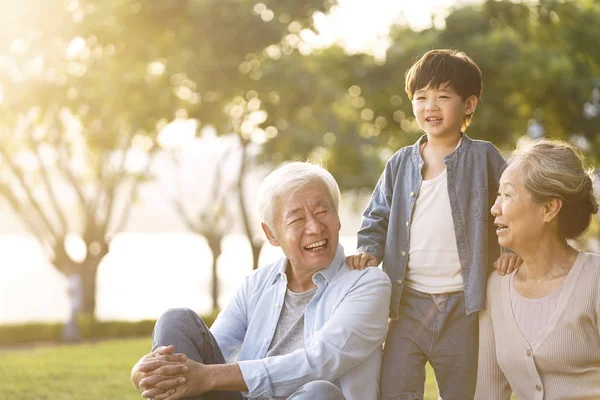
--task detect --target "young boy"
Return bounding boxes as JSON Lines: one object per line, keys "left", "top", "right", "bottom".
{"left": 347, "top": 49, "right": 520, "bottom": 399}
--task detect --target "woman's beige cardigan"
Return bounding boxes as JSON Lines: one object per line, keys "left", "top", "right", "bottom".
{"left": 475, "top": 251, "right": 600, "bottom": 400}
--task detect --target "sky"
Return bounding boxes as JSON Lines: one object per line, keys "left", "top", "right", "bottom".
{"left": 310, "top": 0, "right": 479, "bottom": 56}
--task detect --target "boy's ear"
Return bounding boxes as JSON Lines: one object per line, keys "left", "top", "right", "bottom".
{"left": 464, "top": 95, "right": 478, "bottom": 116}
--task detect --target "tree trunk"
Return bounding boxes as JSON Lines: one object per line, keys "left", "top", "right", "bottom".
{"left": 251, "top": 241, "right": 262, "bottom": 271}
{"left": 79, "top": 258, "right": 100, "bottom": 316}
{"left": 206, "top": 237, "right": 222, "bottom": 312}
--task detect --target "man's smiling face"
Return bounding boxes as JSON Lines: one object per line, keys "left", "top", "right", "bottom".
{"left": 264, "top": 181, "right": 341, "bottom": 275}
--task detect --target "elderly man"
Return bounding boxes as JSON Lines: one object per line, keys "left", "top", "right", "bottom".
{"left": 131, "top": 162, "right": 391, "bottom": 400}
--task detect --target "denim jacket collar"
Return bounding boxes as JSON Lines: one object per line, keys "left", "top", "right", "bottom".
{"left": 410, "top": 133, "right": 473, "bottom": 167}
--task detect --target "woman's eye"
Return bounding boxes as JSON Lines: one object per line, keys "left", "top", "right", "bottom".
{"left": 439, "top": 95, "right": 449, "bottom": 99}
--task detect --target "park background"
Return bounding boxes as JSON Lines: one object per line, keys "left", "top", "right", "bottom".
{"left": 0, "top": 0, "right": 599, "bottom": 398}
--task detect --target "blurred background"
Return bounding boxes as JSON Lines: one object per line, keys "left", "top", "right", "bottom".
{"left": 0, "top": 0, "right": 599, "bottom": 394}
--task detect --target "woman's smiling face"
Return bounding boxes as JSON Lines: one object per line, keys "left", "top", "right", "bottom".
{"left": 491, "top": 165, "right": 546, "bottom": 252}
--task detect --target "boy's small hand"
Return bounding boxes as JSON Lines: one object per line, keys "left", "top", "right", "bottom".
{"left": 346, "top": 252, "right": 379, "bottom": 270}
{"left": 493, "top": 253, "right": 522, "bottom": 276}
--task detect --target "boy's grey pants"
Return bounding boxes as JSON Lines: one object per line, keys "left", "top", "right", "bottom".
{"left": 380, "top": 286, "right": 478, "bottom": 400}
{"left": 152, "top": 308, "right": 345, "bottom": 400}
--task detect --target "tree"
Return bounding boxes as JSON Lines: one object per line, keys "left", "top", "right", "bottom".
{"left": 165, "top": 144, "right": 233, "bottom": 311}
{"left": 0, "top": 0, "right": 334, "bottom": 316}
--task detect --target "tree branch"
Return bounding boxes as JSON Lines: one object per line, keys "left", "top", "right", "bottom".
{"left": 0, "top": 144, "right": 61, "bottom": 243}
{"left": 27, "top": 130, "right": 69, "bottom": 236}
{"left": 0, "top": 183, "right": 53, "bottom": 258}
{"left": 110, "top": 144, "right": 158, "bottom": 235}
{"left": 55, "top": 139, "right": 94, "bottom": 222}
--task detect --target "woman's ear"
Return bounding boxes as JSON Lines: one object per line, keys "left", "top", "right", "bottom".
{"left": 543, "top": 198, "right": 563, "bottom": 223}
{"left": 261, "top": 223, "right": 279, "bottom": 247}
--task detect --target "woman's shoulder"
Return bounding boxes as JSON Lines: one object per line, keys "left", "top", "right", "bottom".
{"left": 579, "top": 251, "right": 600, "bottom": 282}
{"left": 485, "top": 271, "right": 510, "bottom": 304}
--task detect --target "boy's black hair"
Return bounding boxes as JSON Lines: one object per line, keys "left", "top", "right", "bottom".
{"left": 405, "top": 49, "right": 482, "bottom": 129}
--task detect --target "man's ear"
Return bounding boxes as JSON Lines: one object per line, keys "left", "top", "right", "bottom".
{"left": 543, "top": 198, "right": 563, "bottom": 223}
{"left": 261, "top": 223, "right": 279, "bottom": 247}
{"left": 465, "top": 95, "right": 478, "bottom": 116}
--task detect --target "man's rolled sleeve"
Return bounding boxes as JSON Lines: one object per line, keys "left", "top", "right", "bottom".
{"left": 238, "top": 359, "right": 273, "bottom": 398}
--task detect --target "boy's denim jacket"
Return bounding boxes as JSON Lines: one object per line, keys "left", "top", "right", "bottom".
{"left": 357, "top": 134, "right": 506, "bottom": 318}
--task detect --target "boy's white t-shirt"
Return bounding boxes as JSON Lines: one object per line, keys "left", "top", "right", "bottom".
{"left": 405, "top": 168, "right": 464, "bottom": 294}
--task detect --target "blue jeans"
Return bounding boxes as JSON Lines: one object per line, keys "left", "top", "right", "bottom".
{"left": 152, "top": 308, "right": 345, "bottom": 400}
{"left": 379, "top": 287, "right": 478, "bottom": 400}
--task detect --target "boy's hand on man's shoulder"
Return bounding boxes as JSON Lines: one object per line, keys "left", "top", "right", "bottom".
{"left": 493, "top": 253, "right": 522, "bottom": 276}
{"left": 346, "top": 252, "right": 379, "bottom": 270}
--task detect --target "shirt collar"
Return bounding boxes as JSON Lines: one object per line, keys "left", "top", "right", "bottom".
{"left": 411, "top": 133, "right": 472, "bottom": 166}
{"left": 273, "top": 243, "right": 346, "bottom": 285}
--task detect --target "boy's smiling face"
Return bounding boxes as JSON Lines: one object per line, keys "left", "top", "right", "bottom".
{"left": 411, "top": 81, "right": 477, "bottom": 140}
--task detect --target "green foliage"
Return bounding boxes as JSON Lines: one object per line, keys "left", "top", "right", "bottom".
{"left": 0, "top": 313, "right": 217, "bottom": 346}
{"left": 0, "top": 338, "right": 440, "bottom": 399}
{"left": 260, "top": 0, "right": 600, "bottom": 194}
{"left": 0, "top": 338, "right": 150, "bottom": 400}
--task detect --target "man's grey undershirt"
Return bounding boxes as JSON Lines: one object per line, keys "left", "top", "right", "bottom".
{"left": 267, "top": 286, "right": 318, "bottom": 358}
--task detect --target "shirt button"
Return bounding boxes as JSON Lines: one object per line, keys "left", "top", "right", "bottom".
{"left": 401, "top": 251, "right": 406, "bottom": 256}
{"left": 536, "top": 384, "right": 542, "bottom": 391}
{"left": 396, "top": 279, "right": 403, "bottom": 285}
{"left": 526, "top": 349, "right": 531, "bottom": 357}
{"left": 263, "top": 339, "right": 269, "bottom": 344}
{"left": 410, "top": 192, "right": 415, "bottom": 197}
{"left": 405, "top": 221, "right": 409, "bottom": 227}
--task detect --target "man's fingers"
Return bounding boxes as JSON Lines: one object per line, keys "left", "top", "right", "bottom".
{"left": 155, "top": 377, "right": 186, "bottom": 390}
{"left": 139, "top": 368, "right": 187, "bottom": 390}
{"left": 139, "top": 358, "right": 186, "bottom": 372}
{"left": 141, "top": 387, "right": 168, "bottom": 399}
{"left": 153, "top": 364, "right": 188, "bottom": 377}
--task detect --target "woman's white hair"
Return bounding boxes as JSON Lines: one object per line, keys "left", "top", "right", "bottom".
{"left": 257, "top": 161, "right": 341, "bottom": 230}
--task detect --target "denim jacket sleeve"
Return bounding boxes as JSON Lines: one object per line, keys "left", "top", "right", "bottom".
{"left": 356, "top": 156, "right": 398, "bottom": 262}
{"left": 487, "top": 145, "right": 512, "bottom": 260}
{"left": 237, "top": 269, "right": 392, "bottom": 398}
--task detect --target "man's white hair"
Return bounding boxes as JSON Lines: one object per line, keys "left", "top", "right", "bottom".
{"left": 257, "top": 161, "right": 341, "bottom": 231}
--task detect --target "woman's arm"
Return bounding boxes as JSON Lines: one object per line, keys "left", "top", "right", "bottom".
{"left": 474, "top": 307, "right": 512, "bottom": 400}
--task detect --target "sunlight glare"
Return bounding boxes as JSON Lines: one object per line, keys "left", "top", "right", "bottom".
{"left": 67, "top": 36, "right": 86, "bottom": 60}
{"left": 157, "top": 119, "right": 197, "bottom": 150}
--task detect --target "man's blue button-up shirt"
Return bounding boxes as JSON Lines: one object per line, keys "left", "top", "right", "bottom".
{"left": 210, "top": 244, "right": 392, "bottom": 399}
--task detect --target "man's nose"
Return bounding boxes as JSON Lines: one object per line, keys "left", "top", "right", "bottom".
{"left": 305, "top": 215, "right": 324, "bottom": 234}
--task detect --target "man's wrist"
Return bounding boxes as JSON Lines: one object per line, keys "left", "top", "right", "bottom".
{"left": 207, "top": 363, "right": 248, "bottom": 392}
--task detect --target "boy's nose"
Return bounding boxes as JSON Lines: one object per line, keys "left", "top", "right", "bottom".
{"left": 425, "top": 100, "right": 438, "bottom": 111}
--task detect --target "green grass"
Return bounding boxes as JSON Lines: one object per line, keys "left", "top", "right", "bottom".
{"left": 0, "top": 338, "right": 442, "bottom": 399}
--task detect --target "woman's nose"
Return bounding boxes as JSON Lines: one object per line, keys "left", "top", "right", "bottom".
{"left": 490, "top": 197, "right": 501, "bottom": 217}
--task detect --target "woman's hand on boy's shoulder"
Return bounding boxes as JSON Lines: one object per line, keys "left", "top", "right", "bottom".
{"left": 493, "top": 253, "right": 522, "bottom": 276}
{"left": 346, "top": 252, "right": 379, "bottom": 270}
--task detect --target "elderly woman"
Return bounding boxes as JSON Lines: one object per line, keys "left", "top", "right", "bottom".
{"left": 475, "top": 140, "right": 600, "bottom": 399}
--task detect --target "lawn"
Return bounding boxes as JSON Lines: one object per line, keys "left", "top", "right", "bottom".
{"left": 0, "top": 338, "right": 440, "bottom": 399}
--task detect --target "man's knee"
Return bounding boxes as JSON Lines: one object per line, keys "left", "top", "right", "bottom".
{"left": 157, "top": 307, "right": 202, "bottom": 326}
{"left": 153, "top": 308, "right": 208, "bottom": 342}
{"left": 289, "top": 380, "right": 345, "bottom": 400}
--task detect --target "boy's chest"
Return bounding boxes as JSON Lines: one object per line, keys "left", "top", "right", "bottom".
{"left": 421, "top": 157, "right": 446, "bottom": 180}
